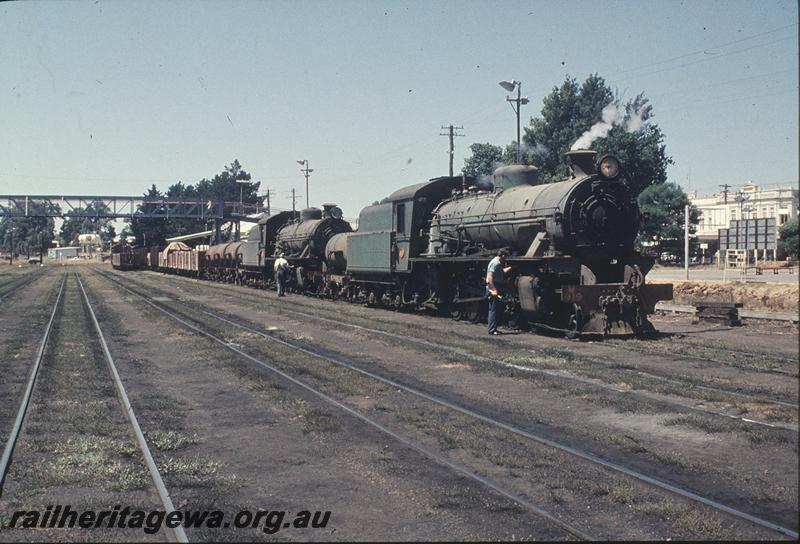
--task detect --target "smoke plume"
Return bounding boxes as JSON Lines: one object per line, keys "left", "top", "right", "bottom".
{"left": 570, "top": 103, "right": 647, "bottom": 151}
{"left": 625, "top": 106, "right": 646, "bottom": 133}
{"left": 570, "top": 104, "right": 620, "bottom": 151}
{"left": 476, "top": 174, "right": 494, "bottom": 190}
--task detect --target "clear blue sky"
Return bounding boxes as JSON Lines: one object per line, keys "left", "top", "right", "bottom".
{"left": 1, "top": 0, "right": 797, "bottom": 217}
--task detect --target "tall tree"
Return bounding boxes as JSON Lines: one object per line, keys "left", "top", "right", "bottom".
{"left": 195, "top": 160, "right": 260, "bottom": 203}
{"left": 164, "top": 181, "right": 204, "bottom": 239}
{"left": 0, "top": 201, "right": 59, "bottom": 256}
{"left": 637, "top": 182, "right": 700, "bottom": 260}
{"left": 59, "top": 202, "right": 114, "bottom": 246}
{"left": 125, "top": 161, "right": 260, "bottom": 246}
{"left": 462, "top": 143, "right": 504, "bottom": 178}
{"left": 778, "top": 217, "right": 798, "bottom": 260}
{"left": 128, "top": 185, "right": 171, "bottom": 246}
{"left": 523, "top": 74, "right": 672, "bottom": 196}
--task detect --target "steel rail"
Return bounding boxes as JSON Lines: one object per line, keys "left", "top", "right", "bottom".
{"left": 246, "top": 295, "right": 800, "bottom": 412}
{"left": 94, "top": 269, "right": 594, "bottom": 541}
{"left": 608, "top": 338, "right": 798, "bottom": 374}
{"left": 195, "top": 307, "right": 800, "bottom": 540}
{"left": 0, "top": 273, "right": 66, "bottom": 494}
{"left": 672, "top": 341, "right": 798, "bottom": 365}
{"left": 0, "top": 269, "right": 47, "bottom": 303}
{"left": 139, "top": 270, "right": 799, "bottom": 414}
{"left": 96, "top": 268, "right": 799, "bottom": 539}
{"left": 76, "top": 273, "right": 188, "bottom": 543}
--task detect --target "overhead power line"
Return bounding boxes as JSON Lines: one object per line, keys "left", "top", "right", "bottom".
{"left": 615, "top": 34, "right": 798, "bottom": 83}
{"left": 609, "top": 22, "right": 798, "bottom": 77}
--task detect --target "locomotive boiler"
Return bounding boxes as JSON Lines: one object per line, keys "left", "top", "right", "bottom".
{"left": 426, "top": 150, "right": 639, "bottom": 271}
{"left": 275, "top": 204, "right": 352, "bottom": 260}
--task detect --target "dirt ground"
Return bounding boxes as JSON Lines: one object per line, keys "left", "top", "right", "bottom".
{"left": 0, "top": 272, "right": 168, "bottom": 542}
{"left": 658, "top": 279, "right": 799, "bottom": 313}
{"left": 2, "top": 263, "right": 797, "bottom": 541}
{"left": 79, "top": 268, "right": 569, "bottom": 541}
{"left": 88, "top": 264, "right": 798, "bottom": 540}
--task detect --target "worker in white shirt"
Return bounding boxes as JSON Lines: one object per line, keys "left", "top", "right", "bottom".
{"left": 274, "top": 253, "right": 290, "bottom": 297}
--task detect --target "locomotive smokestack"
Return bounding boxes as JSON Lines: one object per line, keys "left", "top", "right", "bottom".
{"left": 565, "top": 150, "right": 597, "bottom": 178}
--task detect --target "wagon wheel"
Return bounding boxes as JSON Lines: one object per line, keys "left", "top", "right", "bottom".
{"left": 506, "top": 304, "right": 522, "bottom": 329}
{"left": 467, "top": 303, "right": 482, "bottom": 323}
{"left": 566, "top": 303, "right": 583, "bottom": 339}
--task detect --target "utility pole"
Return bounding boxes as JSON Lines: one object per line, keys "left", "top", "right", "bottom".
{"left": 440, "top": 124, "right": 464, "bottom": 177}
{"left": 235, "top": 179, "right": 250, "bottom": 215}
{"left": 719, "top": 183, "right": 731, "bottom": 204}
{"left": 734, "top": 190, "right": 749, "bottom": 220}
{"left": 265, "top": 189, "right": 271, "bottom": 216}
{"left": 297, "top": 160, "right": 313, "bottom": 208}
{"left": 684, "top": 204, "right": 690, "bottom": 280}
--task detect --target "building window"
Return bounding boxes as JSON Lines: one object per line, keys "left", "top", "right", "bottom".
{"left": 779, "top": 214, "right": 789, "bottom": 225}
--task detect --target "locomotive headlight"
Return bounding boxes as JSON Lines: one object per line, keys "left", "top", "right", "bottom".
{"left": 597, "top": 155, "right": 621, "bottom": 180}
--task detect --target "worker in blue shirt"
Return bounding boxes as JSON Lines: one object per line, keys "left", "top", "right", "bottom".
{"left": 486, "top": 249, "right": 512, "bottom": 335}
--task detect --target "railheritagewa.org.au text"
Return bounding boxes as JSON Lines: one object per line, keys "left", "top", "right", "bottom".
{"left": 7, "top": 505, "right": 332, "bottom": 535}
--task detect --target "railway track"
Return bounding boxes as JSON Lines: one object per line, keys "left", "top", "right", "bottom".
{"left": 253, "top": 290, "right": 798, "bottom": 411}
{"left": 91, "top": 267, "right": 595, "bottom": 540}
{"left": 132, "top": 269, "right": 799, "bottom": 425}
{"left": 0, "top": 268, "right": 47, "bottom": 303}
{"left": 607, "top": 337, "right": 798, "bottom": 377}
{"left": 0, "top": 272, "right": 187, "bottom": 543}
{"left": 0, "top": 273, "right": 66, "bottom": 492}
{"left": 93, "top": 267, "right": 798, "bottom": 540}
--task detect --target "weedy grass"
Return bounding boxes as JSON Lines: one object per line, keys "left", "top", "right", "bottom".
{"left": 301, "top": 407, "right": 342, "bottom": 434}
{"left": 160, "top": 456, "right": 237, "bottom": 489}
{"left": 146, "top": 430, "right": 199, "bottom": 451}
{"left": 31, "top": 451, "right": 148, "bottom": 491}
{"left": 370, "top": 448, "right": 395, "bottom": 462}
{"left": 434, "top": 485, "right": 468, "bottom": 509}
{"left": 664, "top": 414, "right": 792, "bottom": 446}
{"left": 635, "top": 501, "right": 725, "bottom": 539}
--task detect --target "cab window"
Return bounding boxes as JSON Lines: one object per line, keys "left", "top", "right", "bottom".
{"left": 396, "top": 203, "right": 406, "bottom": 234}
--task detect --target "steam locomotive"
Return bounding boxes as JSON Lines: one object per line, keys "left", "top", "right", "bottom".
{"left": 116, "top": 150, "right": 672, "bottom": 336}
{"left": 321, "top": 149, "right": 671, "bottom": 335}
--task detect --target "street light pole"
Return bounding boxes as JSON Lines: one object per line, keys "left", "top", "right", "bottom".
{"left": 297, "top": 160, "right": 314, "bottom": 208}
{"left": 515, "top": 84, "right": 521, "bottom": 163}
{"left": 499, "top": 80, "right": 529, "bottom": 164}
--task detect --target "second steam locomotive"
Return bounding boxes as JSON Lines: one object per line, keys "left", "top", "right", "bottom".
{"left": 115, "top": 150, "right": 672, "bottom": 336}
